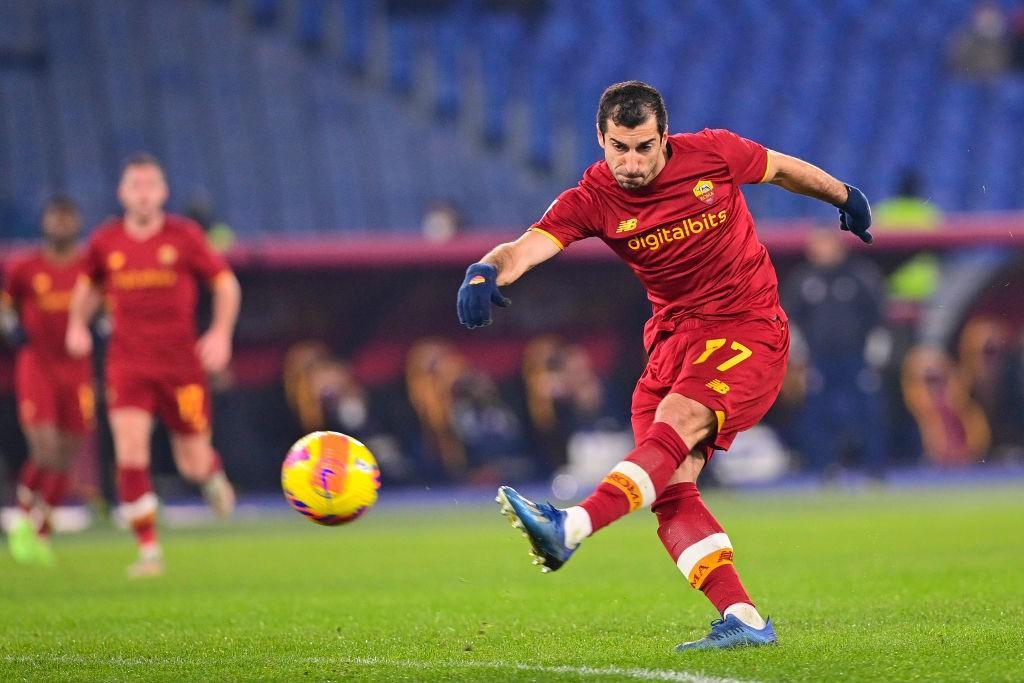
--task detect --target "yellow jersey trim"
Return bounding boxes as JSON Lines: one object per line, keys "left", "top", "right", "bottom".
{"left": 758, "top": 150, "right": 774, "bottom": 184}
{"left": 528, "top": 226, "right": 565, "bottom": 250}
{"left": 715, "top": 410, "right": 726, "bottom": 433}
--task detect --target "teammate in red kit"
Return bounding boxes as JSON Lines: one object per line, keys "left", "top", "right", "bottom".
{"left": 66, "top": 154, "right": 242, "bottom": 578}
{"left": 2, "top": 197, "right": 98, "bottom": 565}
{"left": 458, "top": 82, "right": 874, "bottom": 650}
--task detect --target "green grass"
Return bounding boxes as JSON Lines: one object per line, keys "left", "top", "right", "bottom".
{"left": 2, "top": 486, "right": 1023, "bottom": 682}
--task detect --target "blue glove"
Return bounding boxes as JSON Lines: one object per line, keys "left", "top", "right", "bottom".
{"left": 0, "top": 315, "right": 27, "bottom": 349}
{"left": 457, "top": 263, "right": 510, "bottom": 329}
{"left": 838, "top": 184, "right": 873, "bottom": 244}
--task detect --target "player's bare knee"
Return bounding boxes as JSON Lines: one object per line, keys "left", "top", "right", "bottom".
{"left": 667, "top": 451, "right": 707, "bottom": 485}
{"left": 654, "top": 393, "right": 716, "bottom": 446}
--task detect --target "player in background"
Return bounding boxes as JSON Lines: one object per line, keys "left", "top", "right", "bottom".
{"left": 1, "top": 197, "right": 98, "bottom": 565}
{"left": 457, "top": 82, "right": 873, "bottom": 650}
{"left": 66, "top": 154, "right": 242, "bottom": 578}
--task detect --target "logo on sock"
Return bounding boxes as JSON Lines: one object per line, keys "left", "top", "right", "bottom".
{"left": 689, "top": 548, "right": 734, "bottom": 589}
{"left": 602, "top": 472, "right": 644, "bottom": 511}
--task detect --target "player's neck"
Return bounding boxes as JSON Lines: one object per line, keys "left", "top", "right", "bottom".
{"left": 124, "top": 211, "right": 165, "bottom": 239}
{"left": 42, "top": 242, "right": 77, "bottom": 264}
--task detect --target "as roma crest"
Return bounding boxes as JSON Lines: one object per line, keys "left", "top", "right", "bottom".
{"left": 693, "top": 179, "right": 715, "bottom": 205}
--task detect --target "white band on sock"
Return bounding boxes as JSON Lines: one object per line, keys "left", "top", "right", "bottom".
{"left": 120, "top": 492, "right": 158, "bottom": 524}
{"left": 676, "top": 532, "right": 733, "bottom": 588}
{"left": 607, "top": 460, "right": 656, "bottom": 509}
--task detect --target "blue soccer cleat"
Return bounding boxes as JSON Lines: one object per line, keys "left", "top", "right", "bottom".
{"left": 674, "top": 614, "right": 777, "bottom": 651}
{"left": 495, "top": 486, "right": 575, "bottom": 572}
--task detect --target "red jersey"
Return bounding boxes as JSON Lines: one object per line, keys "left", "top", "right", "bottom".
{"left": 2, "top": 250, "right": 87, "bottom": 359}
{"left": 83, "top": 214, "right": 230, "bottom": 370}
{"left": 530, "top": 129, "right": 785, "bottom": 350}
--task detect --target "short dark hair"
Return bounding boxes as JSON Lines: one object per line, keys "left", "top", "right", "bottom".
{"left": 597, "top": 81, "right": 668, "bottom": 136}
{"left": 42, "top": 194, "right": 79, "bottom": 215}
{"left": 121, "top": 152, "right": 164, "bottom": 176}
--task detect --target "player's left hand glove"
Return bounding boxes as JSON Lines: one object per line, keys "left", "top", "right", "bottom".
{"left": 838, "top": 184, "right": 873, "bottom": 244}
{"left": 457, "top": 263, "right": 510, "bottom": 329}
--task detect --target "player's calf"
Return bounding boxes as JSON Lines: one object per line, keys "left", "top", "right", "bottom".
{"left": 118, "top": 465, "right": 161, "bottom": 564}
{"left": 172, "top": 437, "right": 235, "bottom": 518}
{"left": 653, "top": 482, "right": 771, "bottom": 646}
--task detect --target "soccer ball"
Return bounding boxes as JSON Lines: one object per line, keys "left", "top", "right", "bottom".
{"left": 281, "top": 431, "right": 381, "bottom": 525}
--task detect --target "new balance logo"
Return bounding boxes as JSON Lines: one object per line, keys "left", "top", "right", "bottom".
{"left": 706, "top": 379, "right": 730, "bottom": 395}
{"left": 616, "top": 218, "right": 638, "bottom": 233}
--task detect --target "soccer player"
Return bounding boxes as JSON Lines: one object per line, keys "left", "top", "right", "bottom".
{"left": 457, "top": 82, "right": 873, "bottom": 650}
{"left": 66, "top": 154, "right": 242, "bottom": 578}
{"left": 2, "top": 197, "right": 97, "bottom": 565}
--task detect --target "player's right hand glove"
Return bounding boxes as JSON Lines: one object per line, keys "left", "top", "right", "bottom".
{"left": 838, "top": 184, "right": 873, "bottom": 244}
{"left": 457, "top": 263, "right": 510, "bottom": 329}
{"left": 0, "top": 312, "right": 27, "bottom": 349}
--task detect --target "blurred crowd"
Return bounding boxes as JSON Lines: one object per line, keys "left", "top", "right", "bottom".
{"left": 949, "top": 0, "right": 1024, "bottom": 79}
{"left": 277, "top": 225, "right": 1024, "bottom": 491}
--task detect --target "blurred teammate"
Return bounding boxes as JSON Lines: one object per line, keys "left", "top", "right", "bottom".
{"left": 458, "top": 82, "right": 873, "bottom": 650}
{"left": 2, "top": 197, "right": 97, "bottom": 565}
{"left": 66, "top": 154, "right": 242, "bottom": 578}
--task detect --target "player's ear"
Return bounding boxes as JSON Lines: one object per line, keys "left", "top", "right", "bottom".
{"left": 596, "top": 124, "right": 605, "bottom": 149}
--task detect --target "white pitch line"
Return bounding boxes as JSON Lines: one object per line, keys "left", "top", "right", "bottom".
{"left": 3, "top": 653, "right": 757, "bottom": 683}
{"left": 340, "top": 655, "right": 755, "bottom": 682}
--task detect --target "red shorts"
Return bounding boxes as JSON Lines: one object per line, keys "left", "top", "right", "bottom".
{"left": 631, "top": 313, "right": 789, "bottom": 457}
{"left": 15, "top": 349, "right": 95, "bottom": 434}
{"left": 106, "top": 361, "right": 212, "bottom": 435}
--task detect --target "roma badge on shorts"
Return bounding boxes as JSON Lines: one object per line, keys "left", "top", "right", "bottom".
{"left": 693, "top": 179, "right": 715, "bottom": 205}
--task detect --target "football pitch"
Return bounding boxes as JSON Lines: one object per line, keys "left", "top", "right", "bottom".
{"left": 2, "top": 485, "right": 1022, "bottom": 682}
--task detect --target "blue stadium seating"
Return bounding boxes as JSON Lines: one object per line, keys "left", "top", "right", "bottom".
{"left": 0, "top": 0, "right": 1022, "bottom": 237}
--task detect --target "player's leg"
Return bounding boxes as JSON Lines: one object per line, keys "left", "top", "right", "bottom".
{"left": 9, "top": 351, "right": 63, "bottom": 564}
{"left": 659, "top": 316, "right": 788, "bottom": 650}
{"left": 654, "top": 449, "right": 776, "bottom": 650}
{"left": 161, "top": 378, "right": 234, "bottom": 517}
{"left": 168, "top": 431, "right": 235, "bottom": 518}
{"left": 496, "top": 335, "right": 701, "bottom": 570}
{"left": 109, "top": 407, "right": 162, "bottom": 577}
{"left": 497, "top": 391, "right": 712, "bottom": 570}
{"left": 9, "top": 424, "right": 60, "bottom": 564}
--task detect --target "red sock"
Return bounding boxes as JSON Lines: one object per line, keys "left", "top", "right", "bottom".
{"left": 579, "top": 422, "right": 691, "bottom": 533}
{"left": 117, "top": 466, "right": 159, "bottom": 548}
{"left": 652, "top": 482, "right": 753, "bottom": 614}
{"left": 38, "top": 469, "right": 69, "bottom": 508}
{"left": 34, "top": 469, "right": 70, "bottom": 537}
{"left": 16, "top": 461, "right": 43, "bottom": 512}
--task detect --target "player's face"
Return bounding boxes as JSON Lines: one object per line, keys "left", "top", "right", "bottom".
{"left": 598, "top": 117, "right": 668, "bottom": 190}
{"left": 118, "top": 163, "right": 169, "bottom": 221}
{"left": 41, "top": 207, "right": 81, "bottom": 249}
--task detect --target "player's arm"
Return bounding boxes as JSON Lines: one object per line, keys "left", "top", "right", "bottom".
{"left": 65, "top": 276, "right": 102, "bottom": 358}
{"left": 762, "top": 152, "right": 873, "bottom": 244}
{"left": 196, "top": 271, "right": 241, "bottom": 374}
{"left": 483, "top": 229, "right": 562, "bottom": 286}
{"left": 457, "top": 230, "right": 561, "bottom": 329}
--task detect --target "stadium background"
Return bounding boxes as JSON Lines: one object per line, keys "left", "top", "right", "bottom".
{"left": 2, "top": 0, "right": 1024, "bottom": 501}
{"left": 2, "top": 0, "right": 1024, "bottom": 508}
{"left": 2, "top": 2, "right": 1024, "bottom": 681}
